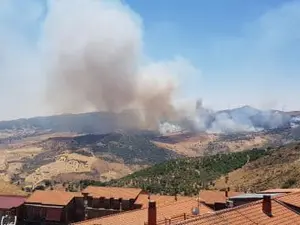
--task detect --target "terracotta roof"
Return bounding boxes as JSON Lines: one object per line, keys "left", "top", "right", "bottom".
{"left": 25, "top": 190, "right": 81, "bottom": 206}
{"left": 199, "top": 190, "right": 243, "bottom": 205}
{"left": 72, "top": 198, "right": 213, "bottom": 225}
{"left": 82, "top": 186, "right": 142, "bottom": 200}
{"left": 135, "top": 194, "right": 197, "bottom": 209}
{"left": 174, "top": 199, "right": 300, "bottom": 225}
{"left": 259, "top": 188, "right": 300, "bottom": 194}
{"left": 277, "top": 191, "right": 300, "bottom": 208}
{"left": 0, "top": 195, "right": 27, "bottom": 209}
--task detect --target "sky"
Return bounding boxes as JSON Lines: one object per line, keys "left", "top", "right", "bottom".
{"left": 0, "top": 0, "right": 299, "bottom": 120}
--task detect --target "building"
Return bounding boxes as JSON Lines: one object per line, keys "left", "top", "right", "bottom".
{"left": 81, "top": 186, "right": 142, "bottom": 219}
{"left": 23, "top": 190, "right": 83, "bottom": 225}
{"left": 174, "top": 194, "right": 300, "bottom": 225}
{"left": 228, "top": 193, "right": 283, "bottom": 207}
{"left": 0, "top": 194, "right": 27, "bottom": 224}
{"left": 198, "top": 190, "right": 243, "bottom": 210}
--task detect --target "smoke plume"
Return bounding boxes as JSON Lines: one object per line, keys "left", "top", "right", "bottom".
{"left": 40, "top": 0, "right": 191, "bottom": 130}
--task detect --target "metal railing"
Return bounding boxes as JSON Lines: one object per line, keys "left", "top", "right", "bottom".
{"left": 144, "top": 213, "right": 197, "bottom": 225}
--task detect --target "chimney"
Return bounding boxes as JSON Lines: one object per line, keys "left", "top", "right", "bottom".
{"left": 225, "top": 187, "right": 230, "bottom": 198}
{"left": 148, "top": 200, "right": 157, "bottom": 225}
{"left": 262, "top": 195, "right": 272, "bottom": 216}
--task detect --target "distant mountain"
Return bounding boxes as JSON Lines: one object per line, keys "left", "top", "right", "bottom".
{"left": 0, "top": 112, "right": 137, "bottom": 134}
{"left": 0, "top": 106, "right": 299, "bottom": 135}
{"left": 189, "top": 105, "right": 300, "bottom": 133}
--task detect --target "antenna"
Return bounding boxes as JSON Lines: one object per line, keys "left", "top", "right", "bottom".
{"left": 191, "top": 207, "right": 200, "bottom": 216}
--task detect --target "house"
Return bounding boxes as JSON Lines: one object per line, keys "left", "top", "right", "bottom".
{"left": 71, "top": 197, "right": 213, "bottom": 225}
{"left": 198, "top": 190, "right": 243, "bottom": 210}
{"left": 0, "top": 194, "right": 27, "bottom": 223}
{"left": 172, "top": 194, "right": 300, "bottom": 225}
{"left": 81, "top": 186, "right": 142, "bottom": 219}
{"left": 23, "top": 190, "right": 83, "bottom": 225}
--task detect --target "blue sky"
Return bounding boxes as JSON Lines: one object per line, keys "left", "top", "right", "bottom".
{"left": 125, "top": 0, "right": 300, "bottom": 110}
{"left": 0, "top": 0, "right": 299, "bottom": 120}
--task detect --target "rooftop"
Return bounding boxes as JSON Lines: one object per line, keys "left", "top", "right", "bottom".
{"left": 72, "top": 198, "right": 213, "bottom": 225}
{"left": 135, "top": 194, "right": 196, "bottom": 209}
{"left": 229, "top": 193, "right": 282, "bottom": 200}
{"left": 277, "top": 191, "right": 300, "bottom": 208}
{"left": 259, "top": 188, "right": 300, "bottom": 194}
{"left": 0, "top": 195, "right": 27, "bottom": 210}
{"left": 82, "top": 186, "right": 142, "bottom": 200}
{"left": 174, "top": 198, "right": 300, "bottom": 225}
{"left": 199, "top": 190, "right": 243, "bottom": 205}
{"left": 25, "top": 190, "right": 81, "bottom": 206}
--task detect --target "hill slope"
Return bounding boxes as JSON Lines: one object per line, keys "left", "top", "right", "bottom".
{"left": 105, "top": 148, "right": 270, "bottom": 196}
{"left": 0, "top": 179, "right": 26, "bottom": 195}
{"left": 213, "top": 142, "right": 300, "bottom": 192}
{"left": 1, "top": 132, "right": 181, "bottom": 187}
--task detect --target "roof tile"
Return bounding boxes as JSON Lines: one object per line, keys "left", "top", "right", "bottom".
{"left": 72, "top": 198, "right": 213, "bottom": 225}
{"left": 175, "top": 199, "right": 300, "bottom": 225}
{"left": 135, "top": 194, "right": 196, "bottom": 209}
{"left": 277, "top": 191, "right": 300, "bottom": 208}
{"left": 25, "top": 190, "right": 81, "bottom": 206}
{"left": 199, "top": 190, "right": 243, "bottom": 205}
{"left": 0, "top": 195, "right": 27, "bottom": 209}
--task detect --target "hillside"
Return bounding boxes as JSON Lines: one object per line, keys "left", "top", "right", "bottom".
{"left": 0, "top": 179, "right": 26, "bottom": 195}
{"left": 0, "top": 131, "right": 180, "bottom": 189}
{"left": 103, "top": 148, "right": 270, "bottom": 196}
{"left": 213, "top": 142, "right": 300, "bottom": 192}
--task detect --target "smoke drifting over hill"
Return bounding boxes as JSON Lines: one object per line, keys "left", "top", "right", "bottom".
{"left": 159, "top": 101, "right": 298, "bottom": 134}
{"left": 41, "top": 0, "right": 197, "bottom": 130}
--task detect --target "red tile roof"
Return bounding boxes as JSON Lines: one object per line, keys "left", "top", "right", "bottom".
{"left": 174, "top": 198, "right": 300, "bottom": 225}
{"left": 72, "top": 198, "right": 213, "bottom": 225}
{"left": 82, "top": 186, "right": 142, "bottom": 200}
{"left": 277, "top": 191, "right": 300, "bottom": 208}
{"left": 199, "top": 190, "right": 243, "bottom": 205}
{"left": 0, "top": 195, "right": 26, "bottom": 210}
{"left": 259, "top": 188, "right": 300, "bottom": 194}
{"left": 25, "top": 190, "right": 81, "bottom": 206}
{"left": 135, "top": 194, "right": 197, "bottom": 209}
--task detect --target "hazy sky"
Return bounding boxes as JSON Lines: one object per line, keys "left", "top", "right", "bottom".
{"left": 0, "top": 0, "right": 299, "bottom": 120}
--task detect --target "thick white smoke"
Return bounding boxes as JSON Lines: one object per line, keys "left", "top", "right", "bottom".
{"left": 39, "top": 0, "right": 198, "bottom": 130}
{"left": 158, "top": 101, "right": 295, "bottom": 135}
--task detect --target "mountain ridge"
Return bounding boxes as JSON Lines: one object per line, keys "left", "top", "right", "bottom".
{"left": 0, "top": 106, "right": 299, "bottom": 135}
